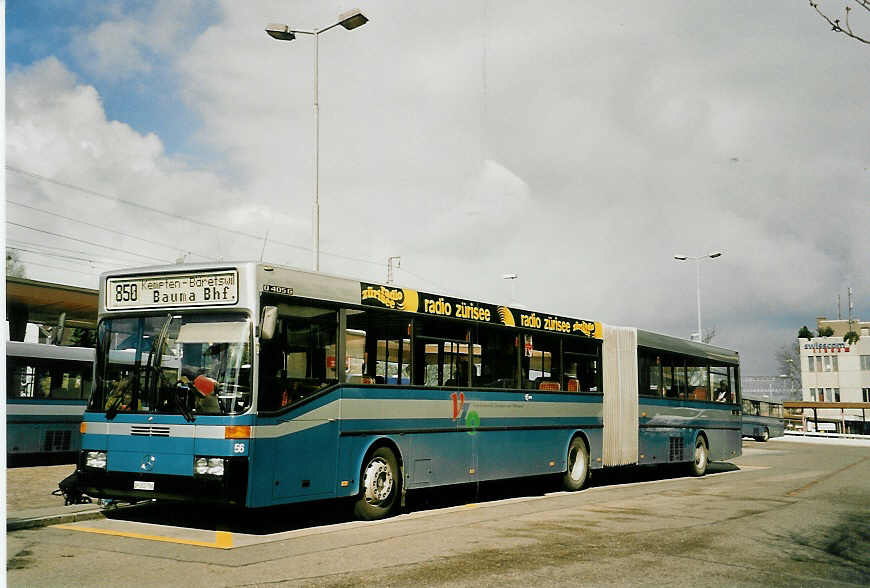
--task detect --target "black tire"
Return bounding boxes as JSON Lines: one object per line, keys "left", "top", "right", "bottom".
{"left": 690, "top": 436, "right": 708, "bottom": 477}
{"left": 759, "top": 428, "right": 769, "bottom": 442}
{"left": 562, "top": 437, "right": 590, "bottom": 491}
{"left": 353, "top": 446, "right": 401, "bottom": 520}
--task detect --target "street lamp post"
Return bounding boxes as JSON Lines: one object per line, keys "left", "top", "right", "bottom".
{"left": 673, "top": 251, "right": 723, "bottom": 342}
{"left": 266, "top": 9, "right": 369, "bottom": 272}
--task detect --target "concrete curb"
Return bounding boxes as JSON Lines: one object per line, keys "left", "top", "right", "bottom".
{"left": 7, "top": 507, "right": 106, "bottom": 532}
{"left": 7, "top": 501, "right": 154, "bottom": 532}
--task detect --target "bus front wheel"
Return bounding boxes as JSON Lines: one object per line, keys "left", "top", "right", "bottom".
{"left": 690, "top": 437, "right": 708, "bottom": 477}
{"left": 562, "top": 437, "right": 589, "bottom": 491}
{"left": 353, "top": 446, "right": 401, "bottom": 520}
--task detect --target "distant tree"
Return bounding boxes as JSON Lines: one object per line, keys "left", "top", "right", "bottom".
{"left": 6, "top": 250, "right": 26, "bottom": 278}
{"left": 844, "top": 330, "right": 860, "bottom": 344}
{"left": 798, "top": 325, "right": 814, "bottom": 339}
{"left": 818, "top": 325, "right": 835, "bottom": 337}
{"left": 776, "top": 340, "right": 802, "bottom": 396}
{"left": 71, "top": 328, "right": 96, "bottom": 349}
{"left": 810, "top": 1, "right": 870, "bottom": 44}
{"left": 702, "top": 326, "right": 717, "bottom": 344}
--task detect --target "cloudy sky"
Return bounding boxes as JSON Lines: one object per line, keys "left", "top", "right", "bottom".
{"left": 4, "top": 1, "right": 868, "bottom": 374}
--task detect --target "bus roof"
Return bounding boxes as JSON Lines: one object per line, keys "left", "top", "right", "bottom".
{"left": 637, "top": 329, "right": 739, "bottom": 364}
{"left": 6, "top": 341, "right": 95, "bottom": 362}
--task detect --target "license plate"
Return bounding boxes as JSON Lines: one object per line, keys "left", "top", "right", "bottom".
{"left": 134, "top": 481, "right": 155, "bottom": 491}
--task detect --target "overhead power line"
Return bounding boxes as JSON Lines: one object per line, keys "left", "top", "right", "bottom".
{"left": 6, "top": 238, "right": 146, "bottom": 267}
{"left": 7, "top": 221, "right": 170, "bottom": 264}
{"left": 7, "top": 200, "right": 215, "bottom": 261}
{"left": 9, "top": 256, "right": 101, "bottom": 278}
{"left": 7, "top": 245, "right": 138, "bottom": 268}
{"left": 6, "top": 165, "right": 385, "bottom": 268}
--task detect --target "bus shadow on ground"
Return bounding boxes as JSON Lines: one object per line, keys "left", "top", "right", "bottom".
{"left": 103, "top": 461, "right": 740, "bottom": 535}
{"left": 8, "top": 453, "right": 77, "bottom": 468}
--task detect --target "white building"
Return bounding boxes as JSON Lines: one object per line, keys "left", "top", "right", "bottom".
{"left": 799, "top": 317, "right": 870, "bottom": 433}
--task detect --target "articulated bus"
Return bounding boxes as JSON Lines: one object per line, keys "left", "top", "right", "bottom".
{"left": 6, "top": 342, "right": 93, "bottom": 462}
{"left": 741, "top": 399, "right": 784, "bottom": 442}
{"left": 76, "top": 262, "right": 741, "bottom": 519}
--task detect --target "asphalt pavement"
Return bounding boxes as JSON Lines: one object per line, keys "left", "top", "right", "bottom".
{"left": 6, "top": 433, "right": 869, "bottom": 532}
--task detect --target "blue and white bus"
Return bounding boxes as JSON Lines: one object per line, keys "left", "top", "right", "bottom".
{"left": 76, "top": 262, "right": 741, "bottom": 519}
{"left": 741, "top": 399, "right": 784, "bottom": 441}
{"left": 6, "top": 341, "right": 93, "bottom": 462}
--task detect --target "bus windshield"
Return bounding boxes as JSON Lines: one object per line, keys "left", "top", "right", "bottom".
{"left": 90, "top": 313, "right": 252, "bottom": 417}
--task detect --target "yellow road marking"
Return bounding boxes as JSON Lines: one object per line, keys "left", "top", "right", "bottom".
{"left": 55, "top": 524, "right": 234, "bottom": 550}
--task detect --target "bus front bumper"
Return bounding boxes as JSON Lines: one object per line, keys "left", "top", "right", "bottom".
{"left": 76, "top": 454, "right": 249, "bottom": 506}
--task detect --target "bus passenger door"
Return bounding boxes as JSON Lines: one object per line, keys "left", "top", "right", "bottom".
{"left": 270, "top": 397, "right": 340, "bottom": 502}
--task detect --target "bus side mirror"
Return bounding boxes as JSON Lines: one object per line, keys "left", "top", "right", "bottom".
{"left": 260, "top": 306, "right": 278, "bottom": 341}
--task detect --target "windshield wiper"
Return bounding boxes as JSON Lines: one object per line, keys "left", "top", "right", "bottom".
{"left": 173, "top": 383, "right": 195, "bottom": 423}
{"left": 105, "top": 394, "right": 123, "bottom": 420}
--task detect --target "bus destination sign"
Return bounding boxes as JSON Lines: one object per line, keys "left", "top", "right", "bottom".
{"left": 106, "top": 270, "right": 239, "bottom": 310}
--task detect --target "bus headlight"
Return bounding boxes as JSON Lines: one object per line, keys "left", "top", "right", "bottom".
{"left": 85, "top": 451, "right": 107, "bottom": 470}
{"left": 194, "top": 457, "right": 225, "bottom": 477}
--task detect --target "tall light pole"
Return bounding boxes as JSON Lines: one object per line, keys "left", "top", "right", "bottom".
{"left": 673, "top": 251, "right": 723, "bottom": 342}
{"left": 266, "top": 9, "right": 369, "bottom": 272}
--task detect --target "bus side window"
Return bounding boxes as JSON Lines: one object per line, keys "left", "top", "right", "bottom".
{"left": 673, "top": 362, "right": 687, "bottom": 400}
{"left": 414, "top": 319, "right": 470, "bottom": 387}
{"left": 687, "top": 361, "right": 709, "bottom": 401}
{"left": 474, "top": 326, "right": 518, "bottom": 389}
{"left": 6, "top": 360, "right": 34, "bottom": 398}
{"left": 710, "top": 365, "right": 731, "bottom": 403}
{"left": 649, "top": 355, "right": 662, "bottom": 396}
{"left": 345, "top": 310, "right": 411, "bottom": 386}
{"left": 37, "top": 366, "right": 53, "bottom": 399}
{"left": 523, "top": 333, "right": 561, "bottom": 391}
{"left": 564, "top": 338, "right": 600, "bottom": 393}
{"left": 258, "top": 302, "right": 337, "bottom": 410}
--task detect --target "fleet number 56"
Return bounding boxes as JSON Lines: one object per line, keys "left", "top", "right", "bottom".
{"left": 115, "top": 284, "right": 138, "bottom": 302}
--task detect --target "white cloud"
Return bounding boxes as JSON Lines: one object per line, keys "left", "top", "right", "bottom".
{"left": 5, "top": 57, "right": 290, "bottom": 284}
{"left": 69, "top": 0, "right": 200, "bottom": 81}
{"left": 7, "top": 1, "right": 869, "bottom": 375}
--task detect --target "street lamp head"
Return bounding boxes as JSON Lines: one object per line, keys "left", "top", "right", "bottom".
{"left": 708, "top": 251, "right": 723, "bottom": 259}
{"left": 265, "top": 24, "right": 296, "bottom": 41}
{"left": 338, "top": 9, "right": 368, "bottom": 30}
{"left": 503, "top": 273, "right": 518, "bottom": 280}
{"left": 674, "top": 254, "right": 688, "bottom": 261}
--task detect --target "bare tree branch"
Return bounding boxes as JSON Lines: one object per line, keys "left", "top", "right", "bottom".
{"left": 775, "top": 340, "right": 802, "bottom": 395}
{"left": 702, "top": 326, "right": 717, "bottom": 344}
{"left": 810, "top": 1, "right": 870, "bottom": 44}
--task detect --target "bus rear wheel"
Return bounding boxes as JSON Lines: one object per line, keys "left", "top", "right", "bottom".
{"left": 562, "top": 437, "right": 589, "bottom": 491}
{"left": 353, "top": 447, "right": 400, "bottom": 520}
{"left": 756, "top": 428, "right": 769, "bottom": 442}
{"left": 690, "top": 437, "right": 708, "bottom": 477}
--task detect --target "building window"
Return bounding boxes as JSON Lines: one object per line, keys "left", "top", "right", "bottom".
{"left": 863, "top": 388, "right": 870, "bottom": 402}
{"left": 834, "top": 388, "right": 840, "bottom": 402}
{"left": 819, "top": 389, "right": 825, "bottom": 402}
{"left": 823, "top": 356, "right": 832, "bottom": 372}
{"left": 810, "top": 388, "right": 817, "bottom": 401}
{"left": 808, "top": 357, "right": 815, "bottom": 372}
{"left": 860, "top": 356, "right": 870, "bottom": 371}
{"left": 832, "top": 356, "right": 838, "bottom": 372}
